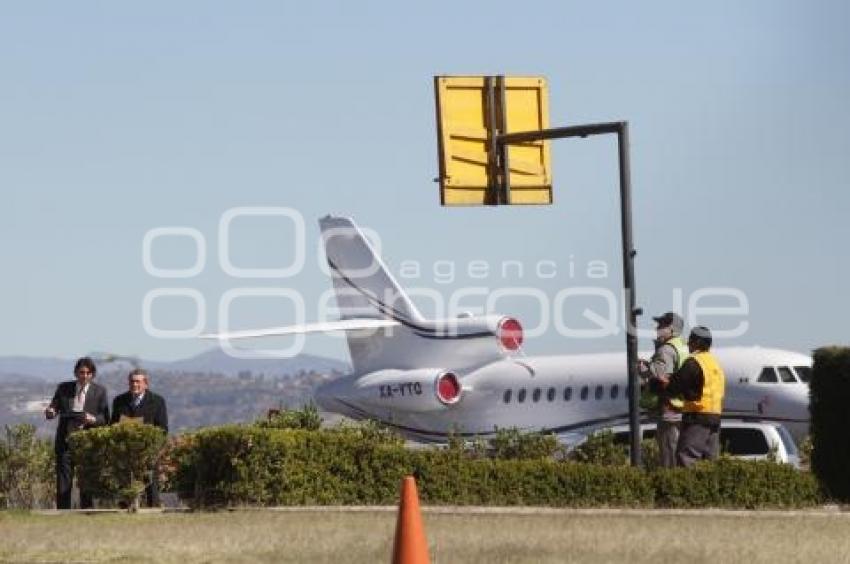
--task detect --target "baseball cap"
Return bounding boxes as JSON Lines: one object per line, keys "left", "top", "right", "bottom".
{"left": 652, "top": 312, "right": 684, "bottom": 334}
{"left": 688, "top": 326, "right": 713, "bottom": 349}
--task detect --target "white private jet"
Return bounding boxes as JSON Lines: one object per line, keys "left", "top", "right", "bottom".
{"left": 208, "top": 216, "right": 812, "bottom": 443}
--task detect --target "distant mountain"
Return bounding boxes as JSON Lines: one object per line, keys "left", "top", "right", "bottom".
{"left": 0, "top": 357, "right": 74, "bottom": 382}
{"left": 144, "top": 348, "right": 349, "bottom": 378}
{"left": 0, "top": 348, "right": 349, "bottom": 382}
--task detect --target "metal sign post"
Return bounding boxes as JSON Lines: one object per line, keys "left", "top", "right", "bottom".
{"left": 434, "top": 76, "right": 644, "bottom": 466}
{"left": 498, "top": 121, "right": 644, "bottom": 466}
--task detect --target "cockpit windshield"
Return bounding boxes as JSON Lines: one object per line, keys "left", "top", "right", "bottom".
{"left": 794, "top": 366, "right": 812, "bottom": 383}
{"left": 778, "top": 367, "right": 797, "bottom": 383}
{"left": 757, "top": 366, "right": 804, "bottom": 384}
{"left": 757, "top": 367, "right": 778, "bottom": 383}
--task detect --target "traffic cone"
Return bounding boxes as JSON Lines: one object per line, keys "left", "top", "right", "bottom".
{"left": 392, "top": 475, "right": 430, "bottom": 564}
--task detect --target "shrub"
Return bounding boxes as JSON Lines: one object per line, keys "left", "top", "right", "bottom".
{"left": 444, "top": 432, "right": 489, "bottom": 459}
{"left": 0, "top": 424, "right": 54, "bottom": 509}
{"left": 639, "top": 438, "right": 660, "bottom": 472}
{"left": 799, "top": 436, "right": 813, "bottom": 470}
{"left": 810, "top": 346, "right": 850, "bottom": 501}
{"left": 331, "top": 419, "right": 405, "bottom": 447}
{"left": 170, "top": 425, "right": 411, "bottom": 508}
{"left": 568, "top": 430, "right": 628, "bottom": 466}
{"left": 256, "top": 403, "right": 322, "bottom": 431}
{"left": 165, "top": 423, "right": 819, "bottom": 509}
{"left": 158, "top": 434, "right": 195, "bottom": 494}
{"left": 171, "top": 424, "right": 654, "bottom": 508}
{"left": 488, "top": 428, "right": 563, "bottom": 460}
{"left": 652, "top": 457, "right": 822, "bottom": 509}
{"left": 69, "top": 423, "right": 166, "bottom": 509}
{"left": 414, "top": 455, "right": 653, "bottom": 507}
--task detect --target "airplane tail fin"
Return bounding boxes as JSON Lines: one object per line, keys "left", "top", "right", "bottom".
{"left": 320, "top": 216, "right": 424, "bottom": 373}
{"left": 319, "top": 216, "right": 423, "bottom": 324}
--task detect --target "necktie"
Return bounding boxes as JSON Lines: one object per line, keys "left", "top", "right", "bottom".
{"left": 75, "top": 386, "right": 86, "bottom": 411}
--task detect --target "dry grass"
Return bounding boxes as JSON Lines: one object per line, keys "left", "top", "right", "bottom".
{"left": 1, "top": 509, "right": 850, "bottom": 563}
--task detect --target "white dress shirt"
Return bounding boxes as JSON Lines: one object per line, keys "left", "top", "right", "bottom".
{"left": 73, "top": 383, "right": 89, "bottom": 412}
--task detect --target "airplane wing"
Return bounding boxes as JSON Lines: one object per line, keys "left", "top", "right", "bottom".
{"left": 200, "top": 319, "right": 401, "bottom": 340}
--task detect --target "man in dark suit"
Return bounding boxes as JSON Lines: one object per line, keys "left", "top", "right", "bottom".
{"left": 111, "top": 368, "right": 168, "bottom": 506}
{"left": 45, "top": 356, "right": 110, "bottom": 509}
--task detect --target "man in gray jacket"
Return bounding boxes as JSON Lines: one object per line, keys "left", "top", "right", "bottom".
{"left": 640, "top": 312, "right": 689, "bottom": 468}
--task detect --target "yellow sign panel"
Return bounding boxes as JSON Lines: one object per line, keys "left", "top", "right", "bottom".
{"left": 434, "top": 76, "right": 552, "bottom": 205}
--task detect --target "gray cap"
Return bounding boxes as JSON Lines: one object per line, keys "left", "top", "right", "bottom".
{"left": 688, "top": 326, "right": 713, "bottom": 349}
{"left": 652, "top": 312, "right": 684, "bottom": 335}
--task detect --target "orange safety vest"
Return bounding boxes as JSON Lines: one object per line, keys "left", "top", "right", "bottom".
{"left": 682, "top": 351, "right": 725, "bottom": 415}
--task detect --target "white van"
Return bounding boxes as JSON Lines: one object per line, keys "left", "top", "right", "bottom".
{"left": 606, "top": 419, "right": 801, "bottom": 468}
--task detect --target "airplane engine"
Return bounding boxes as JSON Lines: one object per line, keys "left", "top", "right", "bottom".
{"left": 431, "top": 314, "right": 523, "bottom": 353}
{"left": 349, "top": 368, "right": 463, "bottom": 412}
{"left": 495, "top": 316, "right": 523, "bottom": 352}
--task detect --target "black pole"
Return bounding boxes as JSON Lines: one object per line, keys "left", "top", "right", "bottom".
{"left": 498, "top": 120, "right": 643, "bottom": 466}
{"left": 616, "top": 122, "right": 642, "bottom": 467}
{"left": 498, "top": 122, "right": 622, "bottom": 144}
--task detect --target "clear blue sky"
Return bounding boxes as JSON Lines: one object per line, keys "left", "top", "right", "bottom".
{"left": 2, "top": 1, "right": 848, "bottom": 362}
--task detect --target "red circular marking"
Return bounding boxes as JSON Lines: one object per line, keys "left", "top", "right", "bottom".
{"left": 437, "top": 373, "right": 461, "bottom": 403}
{"left": 499, "top": 317, "right": 524, "bottom": 351}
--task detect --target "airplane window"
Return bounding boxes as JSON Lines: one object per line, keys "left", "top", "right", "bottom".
{"left": 794, "top": 366, "right": 812, "bottom": 383}
{"left": 503, "top": 389, "right": 512, "bottom": 404}
{"left": 594, "top": 385, "right": 604, "bottom": 400}
{"left": 517, "top": 389, "right": 527, "bottom": 403}
{"left": 778, "top": 367, "right": 797, "bottom": 383}
{"left": 757, "top": 367, "right": 778, "bottom": 383}
{"left": 547, "top": 387, "right": 556, "bottom": 402}
{"left": 564, "top": 387, "right": 572, "bottom": 401}
{"left": 610, "top": 384, "right": 619, "bottom": 399}
{"left": 580, "top": 386, "right": 589, "bottom": 401}
{"left": 532, "top": 388, "right": 542, "bottom": 403}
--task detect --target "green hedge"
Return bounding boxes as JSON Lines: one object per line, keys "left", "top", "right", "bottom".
{"left": 167, "top": 424, "right": 822, "bottom": 509}
{"left": 810, "top": 346, "right": 850, "bottom": 501}
{"left": 169, "top": 425, "right": 409, "bottom": 506}
{"left": 414, "top": 454, "right": 652, "bottom": 507}
{"left": 69, "top": 423, "right": 166, "bottom": 508}
{"left": 0, "top": 424, "right": 54, "bottom": 509}
{"left": 653, "top": 458, "right": 821, "bottom": 509}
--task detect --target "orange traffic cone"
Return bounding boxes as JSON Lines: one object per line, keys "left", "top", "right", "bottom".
{"left": 392, "top": 475, "right": 430, "bottom": 564}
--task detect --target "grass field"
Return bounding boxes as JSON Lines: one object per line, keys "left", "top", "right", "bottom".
{"left": 1, "top": 508, "right": 849, "bottom": 563}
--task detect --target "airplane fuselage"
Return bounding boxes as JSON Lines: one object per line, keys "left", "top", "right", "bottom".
{"left": 316, "top": 346, "right": 811, "bottom": 443}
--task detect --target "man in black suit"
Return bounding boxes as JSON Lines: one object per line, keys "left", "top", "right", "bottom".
{"left": 45, "top": 356, "right": 110, "bottom": 509}
{"left": 111, "top": 368, "right": 168, "bottom": 506}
